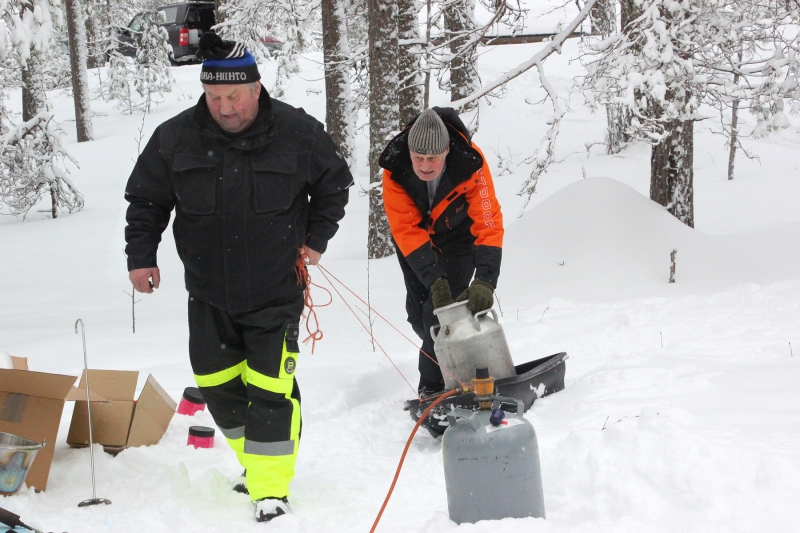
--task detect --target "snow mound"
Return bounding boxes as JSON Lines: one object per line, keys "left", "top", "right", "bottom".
{"left": 501, "top": 178, "right": 800, "bottom": 305}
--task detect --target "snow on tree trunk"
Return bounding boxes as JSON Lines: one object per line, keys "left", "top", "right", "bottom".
{"left": 590, "top": 0, "right": 615, "bottom": 37}
{"left": 398, "top": 0, "right": 424, "bottom": 127}
{"left": 0, "top": 112, "right": 84, "bottom": 219}
{"left": 603, "top": 0, "right": 636, "bottom": 155}
{"left": 650, "top": 119, "right": 694, "bottom": 228}
{"left": 82, "top": 0, "right": 102, "bottom": 69}
{"left": 65, "top": 0, "right": 93, "bottom": 142}
{"left": 605, "top": 104, "right": 632, "bottom": 154}
{"left": 322, "top": 0, "right": 356, "bottom": 166}
{"left": 367, "top": 0, "right": 397, "bottom": 259}
{"left": 727, "top": 98, "right": 739, "bottom": 181}
{"left": 21, "top": 53, "right": 48, "bottom": 122}
{"left": 444, "top": 0, "right": 479, "bottom": 133}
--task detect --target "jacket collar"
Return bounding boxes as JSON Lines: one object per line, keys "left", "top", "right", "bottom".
{"left": 194, "top": 89, "right": 274, "bottom": 147}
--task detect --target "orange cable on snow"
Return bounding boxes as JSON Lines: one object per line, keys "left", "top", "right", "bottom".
{"left": 316, "top": 264, "right": 470, "bottom": 390}
{"left": 296, "top": 250, "right": 332, "bottom": 354}
{"left": 369, "top": 389, "right": 459, "bottom": 533}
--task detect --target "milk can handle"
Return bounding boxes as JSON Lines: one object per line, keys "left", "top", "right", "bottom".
{"left": 491, "top": 395, "right": 525, "bottom": 419}
{"left": 471, "top": 308, "right": 498, "bottom": 331}
{"left": 430, "top": 324, "right": 441, "bottom": 339}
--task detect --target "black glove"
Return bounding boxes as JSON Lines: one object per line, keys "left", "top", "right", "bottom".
{"left": 430, "top": 278, "right": 454, "bottom": 310}
{"left": 455, "top": 280, "right": 494, "bottom": 313}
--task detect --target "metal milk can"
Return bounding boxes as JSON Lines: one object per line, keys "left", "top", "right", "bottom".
{"left": 431, "top": 301, "right": 516, "bottom": 390}
{"left": 442, "top": 394, "right": 545, "bottom": 524}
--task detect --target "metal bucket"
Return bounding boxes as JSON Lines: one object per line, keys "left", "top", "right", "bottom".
{"left": 0, "top": 432, "right": 45, "bottom": 494}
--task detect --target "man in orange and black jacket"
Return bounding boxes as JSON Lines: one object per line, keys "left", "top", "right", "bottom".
{"left": 379, "top": 108, "right": 504, "bottom": 397}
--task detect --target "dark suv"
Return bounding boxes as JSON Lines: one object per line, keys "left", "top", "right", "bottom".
{"left": 116, "top": 2, "right": 216, "bottom": 63}
{"left": 116, "top": 3, "right": 283, "bottom": 64}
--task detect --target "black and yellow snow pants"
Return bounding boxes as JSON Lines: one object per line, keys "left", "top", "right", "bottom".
{"left": 188, "top": 295, "right": 304, "bottom": 501}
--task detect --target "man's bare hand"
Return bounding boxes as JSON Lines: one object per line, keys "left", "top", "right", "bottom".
{"left": 129, "top": 267, "right": 161, "bottom": 294}
{"left": 302, "top": 245, "right": 322, "bottom": 265}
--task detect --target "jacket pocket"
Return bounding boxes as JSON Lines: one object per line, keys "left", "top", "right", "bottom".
{"left": 252, "top": 154, "right": 299, "bottom": 214}
{"left": 173, "top": 154, "right": 218, "bottom": 215}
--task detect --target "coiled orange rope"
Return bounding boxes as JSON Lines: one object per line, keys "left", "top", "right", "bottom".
{"left": 295, "top": 249, "right": 331, "bottom": 354}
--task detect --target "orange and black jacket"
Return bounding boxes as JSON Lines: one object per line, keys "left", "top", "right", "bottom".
{"left": 379, "top": 107, "right": 503, "bottom": 289}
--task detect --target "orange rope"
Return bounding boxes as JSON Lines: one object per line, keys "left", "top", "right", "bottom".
{"left": 296, "top": 250, "right": 332, "bottom": 354}
{"left": 369, "top": 389, "right": 458, "bottom": 533}
{"left": 316, "top": 264, "right": 470, "bottom": 391}
{"left": 316, "top": 264, "right": 419, "bottom": 398}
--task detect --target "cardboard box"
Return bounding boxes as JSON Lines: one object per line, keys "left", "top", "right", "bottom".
{"left": 67, "top": 370, "right": 177, "bottom": 453}
{"left": 0, "top": 356, "right": 78, "bottom": 491}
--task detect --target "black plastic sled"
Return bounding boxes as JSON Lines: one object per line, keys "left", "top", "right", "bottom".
{"left": 404, "top": 352, "right": 568, "bottom": 437}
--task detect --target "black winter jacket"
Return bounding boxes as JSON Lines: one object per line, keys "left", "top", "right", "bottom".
{"left": 124, "top": 90, "right": 352, "bottom": 313}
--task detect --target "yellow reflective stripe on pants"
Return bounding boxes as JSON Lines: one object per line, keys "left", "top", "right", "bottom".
{"left": 240, "top": 335, "right": 301, "bottom": 501}
{"left": 194, "top": 361, "right": 246, "bottom": 388}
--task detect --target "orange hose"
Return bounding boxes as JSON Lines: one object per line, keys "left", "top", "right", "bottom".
{"left": 369, "top": 389, "right": 459, "bottom": 533}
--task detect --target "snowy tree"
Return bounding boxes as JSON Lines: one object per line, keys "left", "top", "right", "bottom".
{"left": 583, "top": 0, "right": 800, "bottom": 226}
{"left": 0, "top": 112, "right": 83, "bottom": 218}
{"left": 64, "top": 0, "right": 93, "bottom": 142}
{"left": 367, "top": 0, "right": 397, "bottom": 259}
{"left": 133, "top": 11, "right": 174, "bottom": 112}
{"left": 398, "top": 0, "right": 424, "bottom": 127}
{"left": 4, "top": 0, "right": 63, "bottom": 121}
{"left": 322, "top": 0, "right": 356, "bottom": 165}
{"left": 443, "top": 0, "right": 480, "bottom": 131}
{"left": 103, "top": 50, "right": 136, "bottom": 112}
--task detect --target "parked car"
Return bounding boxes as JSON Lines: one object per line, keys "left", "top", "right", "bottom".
{"left": 115, "top": 2, "right": 283, "bottom": 65}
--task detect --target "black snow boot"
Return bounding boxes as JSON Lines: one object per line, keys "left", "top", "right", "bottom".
{"left": 255, "top": 497, "right": 290, "bottom": 522}
{"left": 418, "top": 378, "right": 445, "bottom": 399}
{"left": 233, "top": 470, "right": 248, "bottom": 495}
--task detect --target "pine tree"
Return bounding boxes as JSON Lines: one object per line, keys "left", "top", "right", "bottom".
{"left": 65, "top": 0, "right": 93, "bottom": 142}
{"left": 583, "top": 0, "right": 800, "bottom": 226}
{"left": 367, "top": 0, "right": 397, "bottom": 259}
{"left": 398, "top": 0, "right": 424, "bottom": 127}
{"left": 134, "top": 11, "right": 174, "bottom": 112}
{"left": 0, "top": 112, "right": 84, "bottom": 218}
{"left": 322, "top": 0, "right": 356, "bottom": 165}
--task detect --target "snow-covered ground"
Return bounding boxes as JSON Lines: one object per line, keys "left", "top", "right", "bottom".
{"left": 2, "top": 36, "right": 800, "bottom": 532}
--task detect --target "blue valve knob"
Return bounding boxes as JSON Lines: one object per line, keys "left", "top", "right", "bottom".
{"left": 489, "top": 408, "right": 505, "bottom": 426}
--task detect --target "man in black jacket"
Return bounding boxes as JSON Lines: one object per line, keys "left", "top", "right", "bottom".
{"left": 124, "top": 33, "right": 352, "bottom": 523}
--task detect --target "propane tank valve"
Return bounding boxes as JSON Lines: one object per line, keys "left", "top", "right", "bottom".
{"left": 472, "top": 367, "right": 495, "bottom": 410}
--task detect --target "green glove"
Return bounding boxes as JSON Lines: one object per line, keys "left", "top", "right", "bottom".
{"left": 430, "top": 278, "right": 455, "bottom": 309}
{"left": 455, "top": 280, "right": 494, "bottom": 313}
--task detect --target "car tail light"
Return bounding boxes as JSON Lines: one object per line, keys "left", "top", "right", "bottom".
{"left": 179, "top": 27, "right": 189, "bottom": 47}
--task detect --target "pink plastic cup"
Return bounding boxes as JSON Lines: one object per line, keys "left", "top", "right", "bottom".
{"left": 177, "top": 387, "right": 206, "bottom": 416}
{"left": 187, "top": 426, "right": 215, "bottom": 449}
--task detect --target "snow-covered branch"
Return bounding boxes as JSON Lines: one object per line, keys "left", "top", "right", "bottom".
{"left": 450, "top": 0, "right": 597, "bottom": 110}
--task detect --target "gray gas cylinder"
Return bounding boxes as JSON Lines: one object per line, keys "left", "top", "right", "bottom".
{"left": 431, "top": 301, "right": 516, "bottom": 390}
{"left": 442, "top": 396, "right": 545, "bottom": 524}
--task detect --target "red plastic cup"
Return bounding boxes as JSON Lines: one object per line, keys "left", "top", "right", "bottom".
{"left": 177, "top": 387, "right": 206, "bottom": 416}
{"left": 187, "top": 426, "right": 215, "bottom": 449}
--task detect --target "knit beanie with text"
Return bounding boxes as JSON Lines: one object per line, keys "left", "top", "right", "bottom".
{"left": 197, "top": 31, "right": 260, "bottom": 85}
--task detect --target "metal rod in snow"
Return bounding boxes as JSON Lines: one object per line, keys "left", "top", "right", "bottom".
{"left": 75, "top": 319, "right": 111, "bottom": 507}
{"left": 450, "top": 0, "right": 598, "bottom": 112}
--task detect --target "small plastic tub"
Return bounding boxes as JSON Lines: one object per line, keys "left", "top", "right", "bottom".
{"left": 187, "top": 426, "right": 215, "bottom": 449}
{"left": 177, "top": 387, "right": 206, "bottom": 416}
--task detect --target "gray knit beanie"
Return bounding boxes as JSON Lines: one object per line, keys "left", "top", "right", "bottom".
{"left": 408, "top": 109, "right": 449, "bottom": 154}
